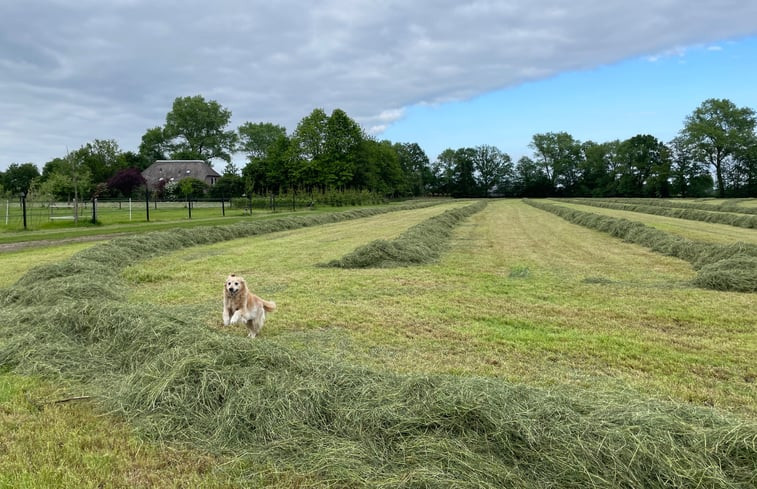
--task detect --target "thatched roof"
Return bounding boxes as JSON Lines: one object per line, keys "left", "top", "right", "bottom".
{"left": 141, "top": 160, "right": 221, "bottom": 188}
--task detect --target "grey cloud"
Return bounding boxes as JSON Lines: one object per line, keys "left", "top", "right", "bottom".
{"left": 1, "top": 0, "right": 757, "bottom": 167}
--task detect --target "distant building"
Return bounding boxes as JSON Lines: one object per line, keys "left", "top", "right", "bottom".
{"left": 141, "top": 160, "right": 221, "bottom": 189}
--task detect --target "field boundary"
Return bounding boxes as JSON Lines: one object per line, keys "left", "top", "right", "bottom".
{"left": 525, "top": 199, "right": 757, "bottom": 292}
{"left": 322, "top": 200, "right": 487, "bottom": 268}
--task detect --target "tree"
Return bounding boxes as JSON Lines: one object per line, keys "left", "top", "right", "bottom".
{"left": 395, "top": 142, "right": 431, "bottom": 196}
{"left": 513, "top": 156, "right": 551, "bottom": 197}
{"left": 107, "top": 168, "right": 146, "bottom": 197}
{"left": 162, "top": 95, "right": 238, "bottom": 163}
{"left": 238, "top": 122, "right": 287, "bottom": 161}
{"left": 473, "top": 145, "right": 512, "bottom": 197}
{"left": 139, "top": 126, "right": 169, "bottom": 162}
{"left": 529, "top": 132, "right": 582, "bottom": 194}
{"left": 615, "top": 135, "right": 670, "bottom": 197}
{"left": 732, "top": 143, "right": 757, "bottom": 196}
{"left": 679, "top": 98, "right": 757, "bottom": 197}
{"left": 73, "top": 139, "right": 124, "bottom": 184}
{"left": 178, "top": 177, "right": 208, "bottom": 198}
{"left": 209, "top": 174, "right": 244, "bottom": 198}
{"left": 451, "top": 147, "right": 477, "bottom": 197}
{"left": 4, "top": 162, "right": 40, "bottom": 196}
{"left": 430, "top": 149, "right": 457, "bottom": 195}
{"left": 580, "top": 141, "right": 618, "bottom": 196}
{"left": 668, "top": 136, "right": 712, "bottom": 197}
{"left": 324, "top": 109, "right": 363, "bottom": 188}
{"left": 353, "top": 139, "right": 404, "bottom": 195}
{"left": 291, "top": 108, "right": 329, "bottom": 189}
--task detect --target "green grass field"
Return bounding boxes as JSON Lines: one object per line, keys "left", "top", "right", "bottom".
{"left": 1, "top": 199, "right": 755, "bottom": 487}
{"left": 550, "top": 200, "right": 757, "bottom": 245}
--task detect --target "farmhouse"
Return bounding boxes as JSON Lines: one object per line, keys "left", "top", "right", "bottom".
{"left": 141, "top": 160, "right": 221, "bottom": 189}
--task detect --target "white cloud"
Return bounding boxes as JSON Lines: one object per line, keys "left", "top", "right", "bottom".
{"left": 2, "top": 0, "right": 757, "bottom": 168}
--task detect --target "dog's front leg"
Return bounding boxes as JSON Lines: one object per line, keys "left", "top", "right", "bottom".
{"left": 229, "top": 309, "right": 243, "bottom": 325}
{"left": 223, "top": 307, "right": 231, "bottom": 326}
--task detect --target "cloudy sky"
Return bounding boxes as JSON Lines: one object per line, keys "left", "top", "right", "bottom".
{"left": 2, "top": 0, "right": 757, "bottom": 172}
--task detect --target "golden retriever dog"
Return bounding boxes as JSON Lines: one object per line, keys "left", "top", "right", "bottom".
{"left": 223, "top": 274, "right": 276, "bottom": 338}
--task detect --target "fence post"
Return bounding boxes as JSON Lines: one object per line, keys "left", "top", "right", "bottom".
{"left": 221, "top": 195, "right": 225, "bottom": 216}
{"left": 91, "top": 197, "right": 97, "bottom": 224}
{"left": 4, "top": 199, "right": 8, "bottom": 225}
{"left": 145, "top": 187, "right": 150, "bottom": 222}
{"left": 129, "top": 198, "right": 132, "bottom": 221}
{"left": 21, "top": 192, "right": 27, "bottom": 230}
{"left": 187, "top": 194, "right": 192, "bottom": 219}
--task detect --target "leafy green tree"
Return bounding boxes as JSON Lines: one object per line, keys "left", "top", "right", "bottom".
{"left": 473, "top": 145, "right": 512, "bottom": 197}
{"left": 679, "top": 98, "right": 757, "bottom": 197}
{"left": 668, "top": 136, "right": 712, "bottom": 197}
{"left": 324, "top": 109, "right": 363, "bottom": 188}
{"left": 732, "top": 143, "right": 757, "bottom": 196}
{"left": 139, "top": 126, "right": 169, "bottom": 162}
{"left": 451, "top": 147, "right": 477, "bottom": 197}
{"left": 3, "top": 162, "right": 40, "bottom": 196}
{"left": 117, "top": 150, "right": 151, "bottom": 171}
{"left": 209, "top": 174, "right": 244, "bottom": 198}
{"left": 162, "top": 95, "right": 238, "bottom": 163}
{"left": 580, "top": 141, "right": 618, "bottom": 196}
{"left": 238, "top": 122, "right": 287, "bottom": 161}
{"left": 264, "top": 135, "right": 299, "bottom": 192}
{"left": 513, "top": 156, "right": 551, "bottom": 197}
{"left": 291, "top": 108, "right": 329, "bottom": 189}
{"left": 430, "top": 149, "right": 457, "bottom": 195}
{"left": 353, "top": 139, "right": 403, "bottom": 195}
{"left": 178, "top": 177, "right": 208, "bottom": 197}
{"left": 72, "top": 139, "right": 124, "bottom": 184}
{"left": 395, "top": 142, "right": 431, "bottom": 196}
{"left": 615, "top": 135, "right": 670, "bottom": 197}
{"left": 529, "top": 132, "right": 583, "bottom": 194}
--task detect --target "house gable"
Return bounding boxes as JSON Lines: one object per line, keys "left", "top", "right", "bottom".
{"left": 141, "top": 160, "right": 221, "bottom": 189}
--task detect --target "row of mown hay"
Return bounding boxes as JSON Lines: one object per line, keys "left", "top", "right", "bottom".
{"left": 322, "top": 200, "right": 487, "bottom": 268}
{"left": 1, "top": 202, "right": 756, "bottom": 487}
{"left": 597, "top": 197, "right": 757, "bottom": 216}
{"left": 525, "top": 199, "right": 757, "bottom": 292}
{"left": 564, "top": 198, "right": 757, "bottom": 229}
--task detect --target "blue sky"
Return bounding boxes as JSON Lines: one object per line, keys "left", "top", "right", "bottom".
{"left": 381, "top": 37, "right": 757, "bottom": 162}
{"left": 2, "top": 1, "right": 757, "bottom": 172}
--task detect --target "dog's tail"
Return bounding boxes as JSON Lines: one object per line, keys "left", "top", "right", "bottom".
{"left": 262, "top": 299, "right": 276, "bottom": 312}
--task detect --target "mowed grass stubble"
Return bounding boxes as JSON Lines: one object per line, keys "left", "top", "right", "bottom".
{"left": 125, "top": 200, "right": 756, "bottom": 417}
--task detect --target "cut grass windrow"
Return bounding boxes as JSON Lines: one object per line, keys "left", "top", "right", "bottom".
{"left": 598, "top": 197, "right": 757, "bottom": 216}
{"left": 321, "top": 200, "right": 487, "bottom": 268}
{"left": 1, "top": 200, "right": 755, "bottom": 487}
{"left": 525, "top": 199, "right": 757, "bottom": 293}
{"left": 564, "top": 198, "right": 757, "bottom": 229}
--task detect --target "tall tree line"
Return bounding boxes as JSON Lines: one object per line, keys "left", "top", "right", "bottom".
{"left": 2, "top": 97, "right": 756, "bottom": 200}
{"left": 429, "top": 98, "right": 757, "bottom": 198}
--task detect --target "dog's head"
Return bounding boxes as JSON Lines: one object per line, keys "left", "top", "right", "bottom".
{"left": 225, "top": 274, "right": 246, "bottom": 297}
